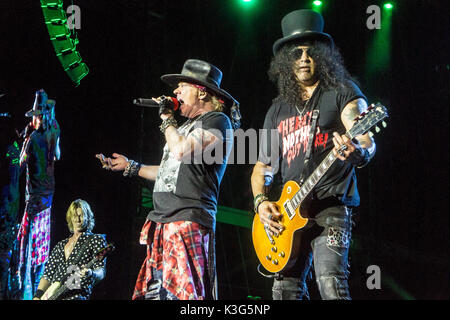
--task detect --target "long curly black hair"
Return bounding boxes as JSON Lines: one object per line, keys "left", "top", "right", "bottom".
{"left": 268, "top": 40, "right": 351, "bottom": 108}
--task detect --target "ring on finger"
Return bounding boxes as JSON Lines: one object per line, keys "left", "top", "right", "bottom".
{"left": 339, "top": 144, "right": 348, "bottom": 151}
{"left": 268, "top": 213, "right": 273, "bottom": 221}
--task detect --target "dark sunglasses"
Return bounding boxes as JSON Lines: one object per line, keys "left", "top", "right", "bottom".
{"left": 290, "top": 47, "right": 312, "bottom": 59}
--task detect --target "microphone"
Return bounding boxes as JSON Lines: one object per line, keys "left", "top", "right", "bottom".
{"left": 133, "top": 96, "right": 180, "bottom": 111}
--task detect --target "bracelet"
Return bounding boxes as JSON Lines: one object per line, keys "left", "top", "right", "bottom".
{"left": 347, "top": 147, "right": 371, "bottom": 168}
{"left": 159, "top": 117, "right": 178, "bottom": 134}
{"left": 123, "top": 159, "right": 141, "bottom": 177}
{"left": 254, "top": 193, "right": 269, "bottom": 213}
{"left": 34, "top": 289, "right": 45, "bottom": 299}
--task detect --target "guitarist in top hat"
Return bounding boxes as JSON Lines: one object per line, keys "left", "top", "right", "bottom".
{"left": 251, "top": 9, "right": 376, "bottom": 300}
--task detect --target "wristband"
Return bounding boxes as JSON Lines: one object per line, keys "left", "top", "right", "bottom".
{"left": 159, "top": 117, "right": 178, "bottom": 134}
{"left": 347, "top": 147, "right": 371, "bottom": 168}
{"left": 123, "top": 160, "right": 141, "bottom": 177}
{"left": 254, "top": 193, "right": 269, "bottom": 213}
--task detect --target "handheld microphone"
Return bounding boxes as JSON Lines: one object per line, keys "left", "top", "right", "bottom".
{"left": 133, "top": 96, "right": 180, "bottom": 111}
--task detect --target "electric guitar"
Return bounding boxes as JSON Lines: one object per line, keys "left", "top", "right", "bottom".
{"left": 252, "top": 103, "right": 388, "bottom": 274}
{"left": 41, "top": 243, "right": 115, "bottom": 300}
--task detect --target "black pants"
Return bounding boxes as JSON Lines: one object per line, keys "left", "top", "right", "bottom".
{"left": 272, "top": 205, "right": 352, "bottom": 300}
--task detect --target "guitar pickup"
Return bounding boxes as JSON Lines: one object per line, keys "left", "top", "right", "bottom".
{"left": 283, "top": 200, "right": 295, "bottom": 220}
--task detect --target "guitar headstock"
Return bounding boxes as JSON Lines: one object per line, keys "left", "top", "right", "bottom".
{"left": 95, "top": 243, "right": 115, "bottom": 261}
{"left": 349, "top": 102, "right": 388, "bottom": 139}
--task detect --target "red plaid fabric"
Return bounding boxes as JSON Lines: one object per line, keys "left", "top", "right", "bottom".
{"left": 132, "top": 220, "right": 210, "bottom": 300}
{"left": 17, "top": 207, "right": 51, "bottom": 267}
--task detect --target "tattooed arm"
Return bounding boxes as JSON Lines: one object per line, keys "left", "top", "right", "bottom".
{"left": 332, "top": 98, "right": 376, "bottom": 167}
{"left": 164, "top": 125, "right": 219, "bottom": 162}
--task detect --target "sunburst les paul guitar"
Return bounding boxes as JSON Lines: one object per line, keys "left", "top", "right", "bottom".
{"left": 41, "top": 243, "right": 115, "bottom": 300}
{"left": 252, "top": 103, "right": 388, "bottom": 274}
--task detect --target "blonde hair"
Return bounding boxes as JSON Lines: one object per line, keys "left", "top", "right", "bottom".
{"left": 209, "top": 94, "right": 225, "bottom": 112}
{"left": 66, "top": 199, "right": 95, "bottom": 233}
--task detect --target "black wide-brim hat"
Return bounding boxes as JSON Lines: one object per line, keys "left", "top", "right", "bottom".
{"left": 273, "top": 9, "right": 334, "bottom": 54}
{"left": 25, "top": 89, "right": 55, "bottom": 117}
{"left": 161, "top": 59, "right": 238, "bottom": 107}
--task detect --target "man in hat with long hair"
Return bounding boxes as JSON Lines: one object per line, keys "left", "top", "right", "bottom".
{"left": 96, "top": 59, "right": 240, "bottom": 300}
{"left": 251, "top": 9, "right": 376, "bottom": 299}
{"left": 9, "top": 89, "right": 60, "bottom": 299}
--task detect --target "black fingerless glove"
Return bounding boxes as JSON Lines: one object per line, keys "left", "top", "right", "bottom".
{"left": 347, "top": 146, "right": 371, "bottom": 168}
{"left": 158, "top": 96, "right": 177, "bottom": 117}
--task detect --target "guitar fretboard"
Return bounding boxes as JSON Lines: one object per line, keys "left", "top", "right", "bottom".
{"left": 290, "top": 151, "right": 338, "bottom": 210}
{"left": 289, "top": 127, "right": 361, "bottom": 211}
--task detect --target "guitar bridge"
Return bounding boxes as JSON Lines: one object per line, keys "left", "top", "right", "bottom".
{"left": 284, "top": 200, "right": 295, "bottom": 220}
{"left": 264, "top": 225, "right": 275, "bottom": 245}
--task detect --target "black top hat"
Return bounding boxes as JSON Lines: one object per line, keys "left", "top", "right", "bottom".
{"left": 161, "top": 59, "right": 238, "bottom": 107}
{"left": 273, "top": 9, "right": 333, "bottom": 54}
{"left": 25, "top": 89, "right": 55, "bottom": 117}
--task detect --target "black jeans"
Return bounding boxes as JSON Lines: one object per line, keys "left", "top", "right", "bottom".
{"left": 272, "top": 205, "right": 352, "bottom": 300}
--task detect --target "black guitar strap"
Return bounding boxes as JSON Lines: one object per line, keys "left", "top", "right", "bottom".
{"left": 70, "top": 234, "right": 96, "bottom": 268}
{"left": 299, "top": 109, "right": 320, "bottom": 185}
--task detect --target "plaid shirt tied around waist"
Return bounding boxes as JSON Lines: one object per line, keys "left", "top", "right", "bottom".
{"left": 132, "top": 219, "right": 210, "bottom": 300}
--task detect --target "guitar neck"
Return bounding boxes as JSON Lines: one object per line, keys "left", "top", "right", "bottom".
{"left": 48, "top": 257, "right": 99, "bottom": 300}
{"left": 48, "top": 283, "right": 69, "bottom": 300}
{"left": 290, "top": 132, "right": 355, "bottom": 210}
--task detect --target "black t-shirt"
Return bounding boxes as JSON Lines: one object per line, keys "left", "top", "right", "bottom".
{"left": 147, "top": 111, "right": 233, "bottom": 229}
{"left": 259, "top": 80, "right": 367, "bottom": 207}
{"left": 24, "top": 127, "right": 59, "bottom": 198}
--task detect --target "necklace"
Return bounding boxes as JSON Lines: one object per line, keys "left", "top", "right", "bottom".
{"left": 295, "top": 82, "right": 319, "bottom": 118}
{"left": 295, "top": 99, "right": 311, "bottom": 118}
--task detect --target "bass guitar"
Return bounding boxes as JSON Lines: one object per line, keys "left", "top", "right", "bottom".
{"left": 41, "top": 243, "right": 115, "bottom": 300}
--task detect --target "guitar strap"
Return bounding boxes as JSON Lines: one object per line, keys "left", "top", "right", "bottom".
{"left": 299, "top": 109, "right": 320, "bottom": 185}
{"left": 70, "top": 234, "right": 96, "bottom": 268}
{"left": 49, "top": 234, "right": 97, "bottom": 300}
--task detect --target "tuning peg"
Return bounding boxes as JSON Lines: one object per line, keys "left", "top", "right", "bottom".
{"left": 368, "top": 131, "right": 374, "bottom": 138}
{"left": 375, "top": 126, "right": 381, "bottom": 133}
{"left": 382, "top": 121, "right": 387, "bottom": 128}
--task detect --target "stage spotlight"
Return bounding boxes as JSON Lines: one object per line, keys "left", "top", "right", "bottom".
{"left": 384, "top": 3, "right": 394, "bottom": 10}
{"left": 312, "top": 1, "right": 323, "bottom": 13}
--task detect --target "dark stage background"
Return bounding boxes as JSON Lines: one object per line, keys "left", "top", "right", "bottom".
{"left": 0, "top": 0, "right": 448, "bottom": 300}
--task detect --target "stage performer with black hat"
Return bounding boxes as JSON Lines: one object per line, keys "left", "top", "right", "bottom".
{"left": 251, "top": 9, "right": 376, "bottom": 300}
{"left": 96, "top": 59, "right": 240, "bottom": 300}
{"left": 9, "top": 89, "right": 60, "bottom": 300}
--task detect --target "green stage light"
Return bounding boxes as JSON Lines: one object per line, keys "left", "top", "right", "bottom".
{"left": 312, "top": 1, "right": 323, "bottom": 13}
{"left": 40, "top": 0, "right": 89, "bottom": 86}
{"left": 384, "top": 3, "right": 393, "bottom": 9}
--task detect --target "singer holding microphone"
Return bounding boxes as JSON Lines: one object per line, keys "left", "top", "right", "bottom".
{"left": 9, "top": 89, "right": 60, "bottom": 300}
{"left": 96, "top": 59, "right": 240, "bottom": 300}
